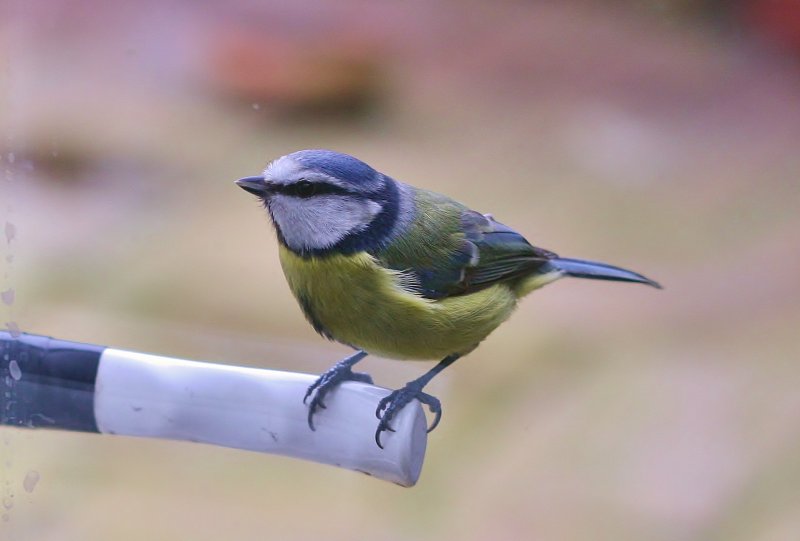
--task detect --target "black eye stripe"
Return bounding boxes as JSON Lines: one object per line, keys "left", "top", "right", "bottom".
{"left": 274, "top": 181, "right": 353, "bottom": 198}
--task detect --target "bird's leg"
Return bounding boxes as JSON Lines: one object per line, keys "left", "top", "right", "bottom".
{"left": 374, "top": 353, "right": 460, "bottom": 448}
{"left": 304, "top": 350, "right": 371, "bottom": 430}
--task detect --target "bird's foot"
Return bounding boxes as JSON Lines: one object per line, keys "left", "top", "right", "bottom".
{"left": 304, "top": 362, "right": 373, "bottom": 431}
{"left": 375, "top": 382, "right": 442, "bottom": 448}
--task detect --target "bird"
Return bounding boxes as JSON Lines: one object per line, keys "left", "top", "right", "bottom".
{"left": 236, "top": 149, "right": 660, "bottom": 448}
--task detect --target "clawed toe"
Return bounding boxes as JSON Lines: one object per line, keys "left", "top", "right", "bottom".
{"left": 303, "top": 380, "right": 321, "bottom": 405}
{"left": 304, "top": 353, "right": 372, "bottom": 431}
{"left": 374, "top": 385, "right": 443, "bottom": 448}
{"left": 417, "top": 394, "right": 442, "bottom": 432}
{"left": 306, "top": 394, "right": 326, "bottom": 431}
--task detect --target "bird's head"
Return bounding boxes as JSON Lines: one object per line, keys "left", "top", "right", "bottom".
{"left": 236, "top": 149, "right": 399, "bottom": 255}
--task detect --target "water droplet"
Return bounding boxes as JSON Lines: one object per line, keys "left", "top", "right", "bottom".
{"left": 1, "top": 289, "right": 14, "bottom": 305}
{"left": 4, "top": 222, "right": 15, "bottom": 243}
{"left": 2, "top": 497, "right": 12, "bottom": 510}
{"left": 8, "top": 360, "right": 21, "bottom": 381}
{"left": 5, "top": 322, "right": 21, "bottom": 338}
{"left": 252, "top": 103, "right": 261, "bottom": 110}
{"left": 23, "top": 471, "right": 39, "bottom": 494}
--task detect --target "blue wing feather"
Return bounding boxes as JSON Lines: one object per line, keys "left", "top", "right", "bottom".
{"left": 375, "top": 192, "right": 555, "bottom": 299}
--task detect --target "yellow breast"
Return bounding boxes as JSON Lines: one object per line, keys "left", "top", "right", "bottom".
{"left": 278, "top": 245, "right": 518, "bottom": 360}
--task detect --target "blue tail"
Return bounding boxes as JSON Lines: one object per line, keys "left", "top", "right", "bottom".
{"left": 546, "top": 257, "right": 662, "bottom": 289}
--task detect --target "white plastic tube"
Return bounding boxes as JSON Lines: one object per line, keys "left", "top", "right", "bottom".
{"left": 94, "top": 349, "right": 427, "bottom": 486}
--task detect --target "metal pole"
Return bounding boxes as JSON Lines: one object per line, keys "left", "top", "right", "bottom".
{"left": 1, "top": 331, "right": 427, "bottom": 487}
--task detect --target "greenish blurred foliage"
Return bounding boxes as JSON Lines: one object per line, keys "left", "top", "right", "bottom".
{"left": 1, "top": 1, "right": 800, "bottom": 540}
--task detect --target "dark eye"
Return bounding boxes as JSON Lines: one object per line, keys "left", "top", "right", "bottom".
{"left": 295, "top": 180, "right": 317, "bottom": 198}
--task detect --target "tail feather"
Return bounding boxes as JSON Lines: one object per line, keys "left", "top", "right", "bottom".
{"left": 546, "top": 257, "right": 662, "bottom": 289}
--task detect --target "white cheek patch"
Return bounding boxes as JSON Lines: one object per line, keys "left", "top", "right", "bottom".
{"left": 269, "top": 195, "right": 383, "bottom": 251}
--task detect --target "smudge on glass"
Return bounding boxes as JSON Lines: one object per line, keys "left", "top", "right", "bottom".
{"left": 0, "top": 289, "right": 13, "bottom": 305}
{"left": 4, "top": 322, "right": 20, "bottom": 338}
{"left": 8, "top": 360, "right": 21, "bottom": 381}
{"left": 3, "top": 222, "right": 15, "bottom": 244}
{"left": 23, "top": 471, "right": 39, "bottom": 494}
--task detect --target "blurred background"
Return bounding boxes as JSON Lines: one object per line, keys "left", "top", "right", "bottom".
{"left": 1, "top": 0, "right": 799, "bottom": 539}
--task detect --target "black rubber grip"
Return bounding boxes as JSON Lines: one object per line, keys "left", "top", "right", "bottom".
{"left": 1, "top": 331, "right": 104, "bottom": 432}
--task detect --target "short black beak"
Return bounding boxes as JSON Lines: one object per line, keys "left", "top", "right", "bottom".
{"left": 235, "top": 176, "right": 269, "bottom": 196}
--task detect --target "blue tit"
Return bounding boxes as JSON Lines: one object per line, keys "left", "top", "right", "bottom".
{"left": 236, "top": 149, "right": 660, "bottom": 447}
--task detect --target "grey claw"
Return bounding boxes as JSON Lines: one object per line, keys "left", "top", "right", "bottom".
{"left": 374, "top": 385, "right": 443, "bottom": 448}
{"left": 305, "top": 366, "right": 374, "bottom": 431}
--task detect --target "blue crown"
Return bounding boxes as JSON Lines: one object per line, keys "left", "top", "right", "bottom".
{"left": 290, "top": 149, "right": 379, "bottom": 187}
